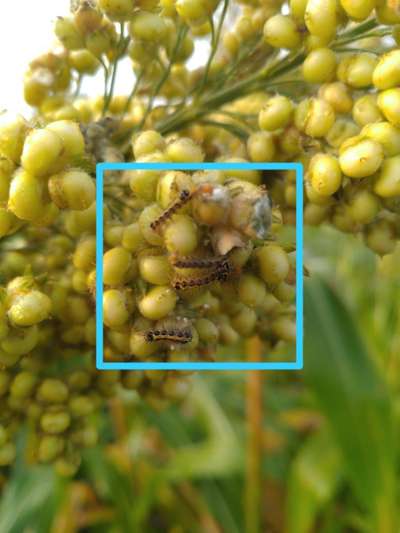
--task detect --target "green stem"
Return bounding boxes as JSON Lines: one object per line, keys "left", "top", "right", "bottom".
{"left": 159, "top": 49, "right": 305, "bottom": 133}
{"left": 245, "top": 337, "right": 264, "bottom": 533}
{"left": 122, "top": 69, "right": 145, "bottom": 117}
{"left": 198, "top": 119, "right": 250, "bottom": 140}
{"left": 333, "top": 47, "right": 382, "bottom": 55}
{"left": 157, "top": 78, "right": 259, "bottom": 134}
{"left": 217, "top": 36, "right": 265, "bottom": 86}
{"left": 198, "top": 0, "right": 229, "bottom": 93}
{"left": 217, "top": 110, "right": 258, "bottom": 120}
{"left": 103, "top": 23, "right": 127, "bottom": 115}
{"left": 336, "top": 18, "right": 379, "bottom": 39}
{"left": 154, "top": 19, "right": 381, "bottom": 135}
{"left": 138, "top": 24, "right": 188, "bottom": 130}
{"left": 74, "top": 74, "right": 83, "bottom": 99}
{"left": 262, "top": 50, "right": 305, "bottom": 81}
{"left": 100, "top": 57, "right": 109, "bottom": 114}
{"left": 333, "top": 31, "right": 392, "bottom": 47}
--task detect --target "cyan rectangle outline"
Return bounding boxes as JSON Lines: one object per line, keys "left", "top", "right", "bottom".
{"left": 96, "top": 162, "right": 303, "bottom": 371}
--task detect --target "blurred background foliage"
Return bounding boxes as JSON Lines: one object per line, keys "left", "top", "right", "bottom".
{"left": 0, "top": 226, "right": 399, "bottom": 533}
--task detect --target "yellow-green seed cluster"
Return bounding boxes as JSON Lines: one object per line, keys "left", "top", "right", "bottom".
{"left": 0, "top": 0, "right": 400, "bottom": 479}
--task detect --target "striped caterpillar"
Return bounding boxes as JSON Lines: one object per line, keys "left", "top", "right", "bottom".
{"left": 171, "top": 254, "right": 230, "bottom": 270}
{"left": 150, "top": 183, "right": 217, "bottom": 231}
{"left": 173, "top": 265, "right": 232, "bottom": 290}
{"left": 144, "top": 328, "right": 192, "bottom": 343}
{"left": 150, "top": 189, "right": 192, "bottom": 231}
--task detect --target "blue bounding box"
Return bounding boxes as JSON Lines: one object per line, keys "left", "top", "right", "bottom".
{"left": 96, "top": 162, "right": 303, "bottom": 371}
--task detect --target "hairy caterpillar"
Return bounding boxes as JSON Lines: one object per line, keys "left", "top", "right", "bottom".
{"left": 171, "top": 254, "right": 230, "bottom": 270}
{"left": 145, "top": 328, "right": 192, "bottom": 343}
{"left": 150, "top": 189, "right": 192, "bottom": 230}
{"left": 173, "top": 265, "right": 232, "bottom": 290}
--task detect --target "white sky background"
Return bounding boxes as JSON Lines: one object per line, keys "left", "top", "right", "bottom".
{"left": 0, "top": 0, "right": 70, "bottom": 114}
{"left": 0, "top": 0, "right": 209, "bottom": 116}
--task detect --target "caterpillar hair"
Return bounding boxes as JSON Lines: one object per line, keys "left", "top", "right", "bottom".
{"left": 150, "top": 189, "right": 192, "bottom": 231}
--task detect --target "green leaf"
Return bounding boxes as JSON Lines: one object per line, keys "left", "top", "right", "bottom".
{"left": 164, "top": 379, "right": 241, "bottom": 480}
{"left": 303, "top": 277, "right": 398, "bottom": 532}
{"left": 83, "top": 448, "right": 138, "bottom": 531}
{"left": 286, "top": 429, "right": 341, "bottom": 533}
{"left": 0, "top": 465, "right": 66, "bottom": 533}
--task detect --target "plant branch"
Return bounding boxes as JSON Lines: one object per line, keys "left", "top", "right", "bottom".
{"left": 74, "top": 74, "right": 83, "bottom": 99}
{"left": 217, "top": 35, "right": 266, "bottom": 86}
{"left": 122, "top": 69, "right": 145, "bottom": 117}
{"left": 99, "top": 57, "right": 109, "bottom": 113}
{"left": 198, "top": 0, "right": 229, "bottom": 93}
{"left": 198, "top": 118, "right": 250, "bottom": 140}
{"left": 103, "top": 23, "right": 128, "bottom": 115}
{"left": 137, "top": 24, "right": 188, "bottom": 130}
{"left": 150, "top": 20, "right": 381, "bottom": 134}
{"left": 245, "top": 336, "right": 264, "bottom": 533}
{"left": 158, "top": 49, "right": 305, "bottom": 134}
